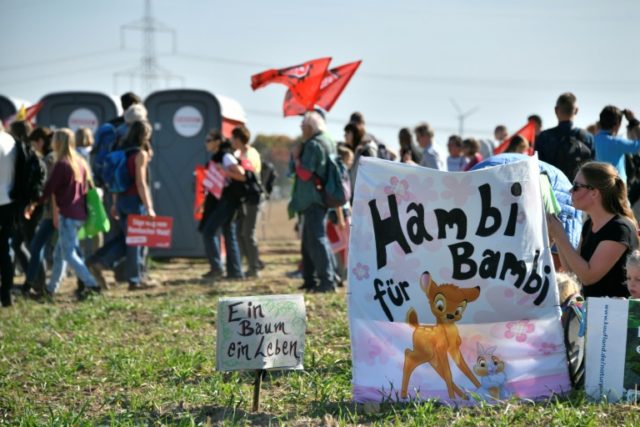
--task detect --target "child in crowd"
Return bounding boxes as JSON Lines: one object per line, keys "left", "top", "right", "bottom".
{"left": 625, "top": 250, "right": 640, "bottom": 298}
{"left": 446, "top": 135, "right": 468, "bottom": 172}
{"left": 504, "top": 135, "right": 530, "bottom": 154}
{"left": 330, "top": 144, "right": 353, "bottom": 283}
{"left": 462, "top": 137, "right": 483, "bottom": 171}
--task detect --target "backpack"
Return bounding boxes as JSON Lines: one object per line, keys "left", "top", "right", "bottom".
{"left": 552, "top": 129, "right": 592, "bottom": 181}
{"left": 260, "top": 161, "right": 277, "bottom": 199}
{"left": 10, "top": 141, "right": 46, "bottom": 208}
{"left": 313, "top": 155, "right": 351, "bottom": 209}
{"left": 244, "top": 169, "right": 264, "bottom": 205}
{"left": 102, "top": 148, "right": 138, "bottom": 193}
{"left": 561, "top": 293, "right": 586, "bottom": 388}
{"left": 91, "top": 124, "right": 118, "bottom": 188}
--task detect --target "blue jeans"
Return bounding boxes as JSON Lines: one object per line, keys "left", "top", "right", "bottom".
{"left": 0, "top": 203, "right": 14, "bottom": 306}
{"left": 90, "top": 194, "right": 145, "bottom": 284}
{"left": 47, "top": 215, "right": 97, "bottom": 293}
{"left": 301, "top": 204, "right": 335, "bottom": 289}
{"left": 25, "top": 218, "right": 53, "bottom": 289}
{"left": 201, "top": 198, "right": 242, "bottom": 277}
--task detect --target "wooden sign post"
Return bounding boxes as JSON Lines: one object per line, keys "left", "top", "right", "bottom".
{"left": 216, "top": 294, "right": 307, "bottom": 411}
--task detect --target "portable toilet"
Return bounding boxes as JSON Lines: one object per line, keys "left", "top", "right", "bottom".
{"left": 36, "top": 91, "right": 119, "bottom": 132}
{"left": 145, "top": 89, "right": 246, "bottom": 257}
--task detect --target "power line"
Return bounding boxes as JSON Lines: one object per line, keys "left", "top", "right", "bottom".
{"left": 171, "top": 50, "right": 640, "bottom": 90}
{"left": 3, "top": 61, "right": 134, "bottom": 86}
{"left": 172, "top": 51, "right": 272, "bottom": 69}
{"left": 0, "top": 48, "right": 124, "bottom": 72}
{"left": 115, "top": 0, "right": 182, "bottom": 96}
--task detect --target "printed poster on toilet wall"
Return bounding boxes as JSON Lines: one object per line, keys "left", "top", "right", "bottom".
{"left": 347, "top": 157, "right": 570, "bottom": 403}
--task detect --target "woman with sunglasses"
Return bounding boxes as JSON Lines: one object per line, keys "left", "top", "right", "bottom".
{"left": 548, "top": 161, "right": 639, "bottom": 298}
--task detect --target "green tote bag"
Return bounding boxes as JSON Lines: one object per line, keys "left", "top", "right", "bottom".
{"left": 78, "top": 187, "right": 110, "bottom": 240}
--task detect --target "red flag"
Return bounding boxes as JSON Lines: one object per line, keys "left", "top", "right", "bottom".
{"left": 251, "top": 57, "right": 331, "bottom": 110}
{"left": 283, "top": 60, "right": 362, "bottom": 117}
{"left": 493, "top": 120, "right": 537, "bottom": 155}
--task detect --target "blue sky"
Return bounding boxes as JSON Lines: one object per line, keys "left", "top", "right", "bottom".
{"left": 1, "top": 0, "right": 638, "bottom": 152}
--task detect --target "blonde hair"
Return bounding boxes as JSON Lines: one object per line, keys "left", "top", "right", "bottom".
{"left": 52, "top": 128, "right": 88, "bottom": 183}
{"left": 75, "top": 127, "right": 94, "bottom": 148}
{"left": 626, "top": 250, "right": 640, "bottom": 271}
{"left": 555, "top": 271, "right": 580, "bottom": 304}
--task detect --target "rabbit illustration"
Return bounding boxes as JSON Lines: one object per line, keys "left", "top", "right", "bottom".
{"left": 473, "top": 343, "right": 510, "bottom": 400}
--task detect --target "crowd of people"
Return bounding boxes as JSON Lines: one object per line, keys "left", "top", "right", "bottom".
{"left": 0, "top": 92, "right": 268, "bottom": 307}
{"left": 289, "top": 92, "right": 640, "bottom": 298}
{"left": 2, "top": 90, "right": 640, "bottom": 306}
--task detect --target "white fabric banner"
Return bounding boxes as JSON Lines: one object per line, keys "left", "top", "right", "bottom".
{"left": 348, "top": 157, "right": 570, "bottom": 402}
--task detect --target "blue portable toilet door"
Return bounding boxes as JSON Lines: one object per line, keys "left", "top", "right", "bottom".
{"left": 0, "top": 96, "right": 18, "bottom": 121}
{"left": 36, "top": 92, "right": 118, "bottom": 132}
{"left": 145, "top": 90, "right": 222, "bottom": 257}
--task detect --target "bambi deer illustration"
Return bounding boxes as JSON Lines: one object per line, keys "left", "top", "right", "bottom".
{"left": 401, "top": 271, "right": 481, "bottom": 399}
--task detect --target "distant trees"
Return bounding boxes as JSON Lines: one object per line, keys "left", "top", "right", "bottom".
{"left": 253, "top": 134, "right": 297, "bottom": 199}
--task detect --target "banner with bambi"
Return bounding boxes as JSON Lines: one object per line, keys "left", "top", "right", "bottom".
{"left": 348, "top": 157, "right": 570, "bottom": 403}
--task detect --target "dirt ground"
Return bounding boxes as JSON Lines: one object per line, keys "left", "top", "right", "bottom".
{"left": 15, "top": 199, "right": 302, "bottom": 299}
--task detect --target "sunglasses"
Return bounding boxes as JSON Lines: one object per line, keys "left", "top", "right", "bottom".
{"left": 571, "top": 182, "right": 593, "bottom": 192}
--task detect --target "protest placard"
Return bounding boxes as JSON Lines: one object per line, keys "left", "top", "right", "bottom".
{"left": 348, "top": 157, "right": 569, "bottom": 403}
{"left": 203, "top": 161, "right": 225, "bottom": 199}
{"left": 585, "top": 298, "right": 640, "bottom": 403}
{"left": 125, "top": 215, "right": 173, "bottom": 248}
{"left": 216, "top": 294, "right": 306, "bottom": 372}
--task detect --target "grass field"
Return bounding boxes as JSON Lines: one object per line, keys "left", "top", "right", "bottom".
{"left": 1, "top": 202, "right": 640, "bottom": 425}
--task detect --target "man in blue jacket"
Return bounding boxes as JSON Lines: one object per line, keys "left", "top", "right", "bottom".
{"left": 594, "top": 106, "right": 640, "bottom": 184}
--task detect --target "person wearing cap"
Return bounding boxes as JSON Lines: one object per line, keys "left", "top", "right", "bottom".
{"left": 108, "top": 92, "right": 142, "bottom": 128}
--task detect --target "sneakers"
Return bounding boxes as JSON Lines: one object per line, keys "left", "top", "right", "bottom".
{"left": 202, "top": 269, "right": 224, "bottom": 280}
{"left": 245, "top": 270, "right": 260, "bottom": 279}
{"left": 309, "top": 285, "right": 336, "bottom": 293}
{"left": 87, "top": 261, "right": 108, "bottom": 290}
{"left": 128, "top": 278, "right": 159, "bottom": 291}
{"left": 77, "top": 286, "right": 101, "bottom": 301}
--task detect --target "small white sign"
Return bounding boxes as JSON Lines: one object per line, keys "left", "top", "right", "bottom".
{"left": 173, "top": 105, "right": 203, "bottom": 137}
{"left": 68, "top": 108, "right": 99, "bottom": 132}
{"left": 216, "top": 294, "right": 307, "bottom": 372}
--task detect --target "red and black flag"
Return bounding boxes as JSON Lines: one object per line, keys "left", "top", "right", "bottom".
{"left": 283, "top": 60, "right": 362, "bottom": 117}
{"left": 251, "top": 57, "right": 332, "bottom": 111}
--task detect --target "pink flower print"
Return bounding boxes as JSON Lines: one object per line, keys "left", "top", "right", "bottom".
{"left": 352, "top": 262, "right": 370, "bottom": 280}
{"left": 418, "top": 176, "right": 438, "bottom": 201}
{"left": 504, "top": 320, "right": 535, "bottom": 342}
{"left": 351, "top": 228, "right": 372, "bottom": 253}
{"left": 365, "top": 338, "right": 391, "bottom": 366}
{"left": 384, "top": 176, "right": 413, "bottom": 203}
{"left": 537, "top": 341, "right": 560, "bottom": 356}
{"left": 441, "top": 175, "right": 474, "bottom": 206}
{"left": 386, "top": 246, "right": 420, "bottom": 282}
